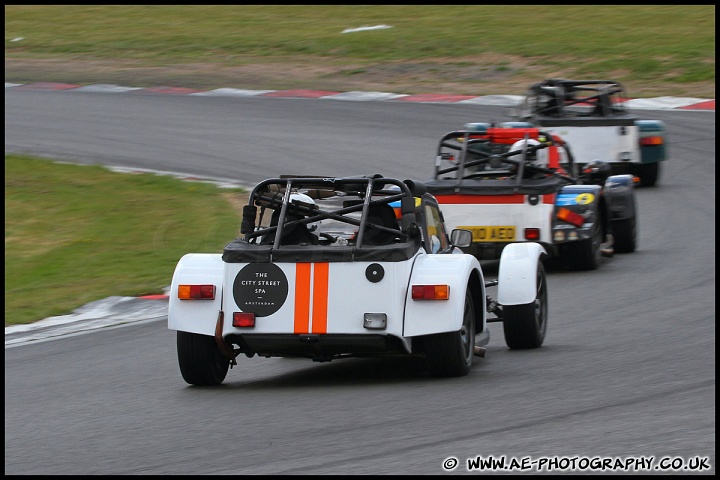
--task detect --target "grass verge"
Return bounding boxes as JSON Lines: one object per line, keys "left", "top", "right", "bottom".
{"left": 4, "top": 154, "right": 244, "bottom": 326}
{"left": 4, "top": 5, "right": 715, "bottom": 97}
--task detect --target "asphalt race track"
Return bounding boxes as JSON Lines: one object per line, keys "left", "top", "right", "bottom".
{"left": 4, "top": 87, "right": 715, "bottom": 475}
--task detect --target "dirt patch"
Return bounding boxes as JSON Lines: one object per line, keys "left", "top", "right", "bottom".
{"left": 222, "top": 191, "right": 249, "bottom": 213}
{"left": 5, "top": 57, "right": 715, "bottom": 98}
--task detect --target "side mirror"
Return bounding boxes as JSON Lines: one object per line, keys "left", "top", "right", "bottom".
{"left": 450, "top": 229, "right": 472, "bottom": 248}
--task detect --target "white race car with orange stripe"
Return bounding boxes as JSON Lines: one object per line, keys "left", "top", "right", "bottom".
{"left": 425, "top": 126, "right": 638, "bottom": 270}
{"left": 168, "top": 175, "right": 548, "bottom": 386}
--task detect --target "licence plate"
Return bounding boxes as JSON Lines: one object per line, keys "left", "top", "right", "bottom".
{"left": 459, "top": 226, "right": 516, "bottom": 242}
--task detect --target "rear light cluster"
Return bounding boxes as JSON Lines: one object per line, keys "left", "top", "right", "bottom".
{"left": 524, "top": 228, "right": 540, "bottom": 241}
{"left": 554, "top": 230, "right": 579, "bottom": 242}
{"left": 232, "top": 312, "right": 255, "bottom": 328}
{"left": 640, "top": 136, "right": 664, "bottom": 146}
{"left": 412, "top": 284, "right": 450, "bottom": 300}
{"left": 177, "top": 284, "right": 215, "bottom": 300}
{"left": 556, "top": 207, "right": 585, "bottom": 227}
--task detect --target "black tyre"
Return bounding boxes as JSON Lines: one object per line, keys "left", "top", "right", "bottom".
{"left": 426, "top": 290, "right": 475, "bottom": 377}
{"left": 502, "top": 262, "right": 547, "bottom": 349}
{"left": 612, "top": 217, "right": 637, "bottom": 253}
{"left": 177, "top": 331, "right": 230, "bottom": 386}
{"left": 541, "top": 251, "right": 563, "bottom": 272}
{"left": 637, "top": 162, "right": 660, "bottom": 187}
{"left": 566, "top": 222, "right": 602, "bottom": 270}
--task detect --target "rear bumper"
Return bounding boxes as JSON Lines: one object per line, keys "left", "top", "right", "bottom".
{"left": 227, "top": 333, "right": 409, "bottom": 359}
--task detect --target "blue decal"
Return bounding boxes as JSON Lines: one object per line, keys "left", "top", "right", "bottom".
{"left": 556, "top": 194, "right": 578, "bottom": 206}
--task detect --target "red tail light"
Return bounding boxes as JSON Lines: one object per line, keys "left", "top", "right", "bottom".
{"left": 524, "top": 228, "right": 540, "bottom": 241}
{"left": 412, "top": 284, "right": 450, "bottom": 300}
{"left": 177, "top": 284, "right": 215, "bottom": 300}
{"left": 557, "top": 208, "right": 585, "bottom": 227}
{"left": 640, "top": 136, "right": 663, "bottom": 146}
{"left": 233, "top": 312, "right": 256, "bottom": 328}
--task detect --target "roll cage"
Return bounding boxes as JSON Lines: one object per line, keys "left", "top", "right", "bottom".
{"left": 241, "top": 175, "right": 420, "bottom": 246}
{"left": 433, "top": 127, "right": 578, "bottom": 186}
{"left": 518, "top": 79, "right": 629, "bottom": 119}
{"left": 223, "top": 175, "right": 434, "bottom": 263}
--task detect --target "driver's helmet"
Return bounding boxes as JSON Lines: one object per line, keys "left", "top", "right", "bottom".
{"left": 265, "top": 192, "right": 319, "bottom": 245}
{"left": 508, "top": 139, "right": 548, "bottom": 167}
{"left": 289, "top": 192, "right": 314, "bottom": 207}
{"left": 288, "top": 192, "right": 320, "bottom": 232}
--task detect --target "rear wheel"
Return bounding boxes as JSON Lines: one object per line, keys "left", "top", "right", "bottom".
{"left": 612, "top": 217, "right": 637, "bottom": 253}
{"left": 637, "top": 162, "right": 660, "bottom": 187}
{"left": 426, "top": 290, "right": 475, "bottom": 377}
{"left": 541, "top": 249, "right": 563, "bottom": 272}
{"left": 502, "top": 262, "right": 547, "bottom": 349}
{"left": 177, "top": 331, "right": 230, "bottom": 386}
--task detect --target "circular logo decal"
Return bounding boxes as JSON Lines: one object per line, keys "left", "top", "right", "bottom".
{"left": 233, "top": 263, "right": 288, "bottom": 317}
{"left": 576, "top": 193, "right": 595, "bottom": 205}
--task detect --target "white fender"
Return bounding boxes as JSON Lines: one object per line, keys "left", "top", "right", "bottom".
{"left": 167, "top": 253, "right": 224, "bottom": 335}
{"left": 403, "top": 254, "right": 484, "bottom": 337}
{"left": 497, "top": 243, "right": 546, "bottom": 306}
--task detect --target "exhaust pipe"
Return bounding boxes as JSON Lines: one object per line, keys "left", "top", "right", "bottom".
{"left": 473, "top": 346, "right": 486, "bottom": 357}
{"left": 214, "top": 311, "right": 238, "bottom": 365}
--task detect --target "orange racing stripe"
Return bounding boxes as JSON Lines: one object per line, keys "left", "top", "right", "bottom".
{"left": 294, "top": 263, "right": 311, "bottom": 334}
{"left": 294, "top": 263, "right": 330, "bottom": 334}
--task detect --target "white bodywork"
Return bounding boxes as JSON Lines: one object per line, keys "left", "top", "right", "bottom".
{"left": 168, "top": 244, "right": 545, "bottom": 349}
{"left": 168, "top": 253, "right": 224, "bottom": 335}
{"left": 440, "top": 196, "right": 556, "bottom": 245}
{"left": 169, "top": 250, "right": 482, "bottom": 351}
{"left": 220, "top": 257, "right": 420, "bottom": 338}
{"left": 541, "top": 124, "right": 640, "bottom": 165}
{"left": 497, "top": 242, "right": 547, "bottom": 305}
{"left": 402, "top": 253, "right": 484, "bottom": 337}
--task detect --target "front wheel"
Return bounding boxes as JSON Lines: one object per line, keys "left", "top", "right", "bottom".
{"left": 177, "top": 331, "right": 230, "bottom": 386}
{"left": 566, "top": 222, "right": 602, "bottom": 270}
{"left": 425, "top": 290, "right": 475, "bottom": 377}
{"left": 502, "top": 262, "right": 547, "bottom": 349}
